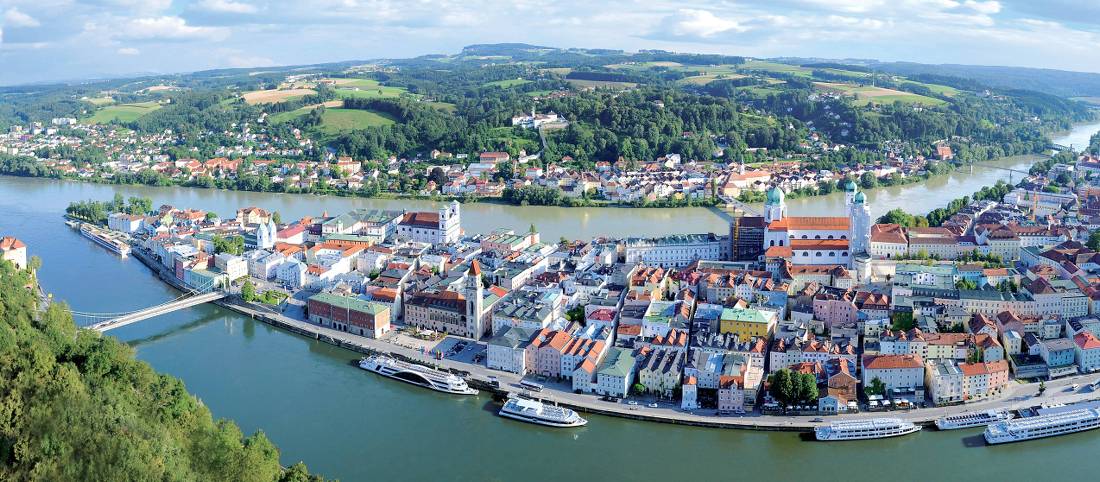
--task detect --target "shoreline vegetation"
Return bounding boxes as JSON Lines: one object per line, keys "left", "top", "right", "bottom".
{"left": 0, "top": 259, "right": 327, "bottom": 481}
{"left": 0, "top": 151, "right": 1043, "bottom": 210}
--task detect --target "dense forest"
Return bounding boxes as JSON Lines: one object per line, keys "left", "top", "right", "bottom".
{"left": 0, "top": 259, "right": 325, "bottom": 480}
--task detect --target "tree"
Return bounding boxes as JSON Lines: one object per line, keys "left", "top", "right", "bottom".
{"left": 1088, "top": 230, "right": 1100, "bottom": 251}
{"left": 795, "top": 373, "right": 819, "bottom": 403}
{"left": 241, "top": 279, "right": 256, "bottom": 302}
{"left": 272, "top": 211, "right": 283, "bottom": 225}
{"left": 891, "top": 311, "right": 915, "bottom": 331}
{"left": 767, "top": 369, "right": 795, "bottom": 406}
{"left": 0, "top": 258, "right": 325, "bottom": 481}
{"left": 866, "top": 377, "right": 886, "bottom": 396}
{"left": 205, "top": 211, "right": 218, "bottom": 222}
{"left": 28, "top": 255, "right": 42, "bottom": 272}
{"left": 212, "top": 234, "right": 244, "bottom": 256}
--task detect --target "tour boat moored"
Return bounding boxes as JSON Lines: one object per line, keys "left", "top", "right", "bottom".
{"left": 498, "top": 396, "right": 588, "bottom": 428}
{"left": 935, "top": 409, "right": 1013, "bottom": 430}
{"left": 358, "top": 355, "right": 478, "bottom": 395}
{"left": 814, "top": 418, "right": 920, "bottom": 441}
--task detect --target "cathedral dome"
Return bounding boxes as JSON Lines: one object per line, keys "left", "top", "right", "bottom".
{"left": 844, "top": 180, "right": 858, "bottom": 192}
{"left": 854, "top": 191, "right": 866, "bottom": 204}
{"left": 766, "top": 186, "right": 785, "bottom": 205}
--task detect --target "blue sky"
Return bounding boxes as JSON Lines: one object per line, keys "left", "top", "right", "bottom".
{"left": 2, "top": 0, "right": 1100, "bottom": 85}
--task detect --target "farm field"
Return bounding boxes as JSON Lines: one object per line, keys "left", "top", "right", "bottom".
{"left": 541, "top": 67, "right": 572, "bottom": 76}
{"left": 82, "top": 96, "right": 115, "bottom": 106}
{"left": 325, "top": 78, "right": 408, "bottom": 99}
{"left": 483, "top": 79, "right": 532, "bottom": 88}
{"left": 678, "top": 73, "right": 747, "bottom": 85}
{"left": 814, "top": 82, "right": 945, "bottom": 106}
{"left": 242, "top": 88, "right": 316, "bottom": 105}
{"left": 267, "top": 101, "right": 344, "bottom": 124}
{"left": 566, "top": 79, "right": 637, "bottom": 90}
{"left": 83, "top": 102, "right": 162, "bottom": 123}
{"left": 315, "top": 108, "right": 396, "bottom": 133}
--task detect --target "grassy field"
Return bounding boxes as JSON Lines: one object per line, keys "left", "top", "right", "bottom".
{"left": 541, "top": 67, "right": 572, "bottom": 76}
{"left": 678, "top": 73, "right": 747, "bottom": 85}
{"left": 739, "top": 60, "right": 814, "bottom": 76}
{"left": 425, "top": 101, "right": 457, "bottom": 113}
{"left": 483, "top": 79, "right": 532, "bottom": 88}
{"left": 267, "top": 101, "right": 343, "bottom": 124}
{"left": 326, "top": 78, "right": 408, "bottom": 100}
{"left": 1072, "top": 97, "right": 1100, "bottom": 106}
{"left": 814, "top": 82, "right": 944, "bottom": 106}
{"left": 316, "top": 108, "right": 396, "bottom": 133}
{"left": 566, "top": 79, "right": 637, "bottom": 90}
{"left": 83, "top": 96, "right": 115, "bottom": 106}
{"left": 911, "top": 82, "right": 960, "bottom": 97}
{"left": 243, "top": 88, "right": 316, "bottom": 105}
{"left": 84, "top": 102, "right": 162, "bottom": 123}
{"left": 486, "top": 127, "right": 539, "bottom": 152}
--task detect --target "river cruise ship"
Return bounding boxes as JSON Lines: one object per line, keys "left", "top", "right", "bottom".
{"left": 358, "top": 355, "right": 478, "bottom": 395}
{"left": 984, "top": 408, "right": 1100, "bottom": 444}
{"left": 935, "top": 409, "right": 1013, "bottom": 430}
{"left": 79, "top": 223, "right": 131, "bottom": 257}
{"left": 815, "top": 418, "right": 920, "bottom": 441}
{"left": 498, "top": 396, "right": 587, "bottom": 428}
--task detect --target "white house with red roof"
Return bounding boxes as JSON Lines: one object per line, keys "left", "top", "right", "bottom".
{"left": 1074, "top": 331, "right": 1100, "bottom": 373}
{"left": 0, "top": 236, "right": 27, "bottom": 269}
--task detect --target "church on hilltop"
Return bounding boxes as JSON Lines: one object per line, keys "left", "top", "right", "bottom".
{"left": 759, "top": 179, "right": 872, "bottom": 269}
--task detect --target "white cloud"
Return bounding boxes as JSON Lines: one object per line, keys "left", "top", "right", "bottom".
{"left": 4, "top": 7, "right": 41, "bottom": 28}
{"left": 117, "top": 47, "right": 140, "bottom": 55}
{"left": 117, "top": 16, "right": 230, "bottom": 41}
{"left": 963, "top": 1, "right": 1002, "bottom": 15}
{"left": 662, "top": 9, "right": 748, "bottom": 38}
{"left": 196, "top": 0, "right": 259, "bottom": 14}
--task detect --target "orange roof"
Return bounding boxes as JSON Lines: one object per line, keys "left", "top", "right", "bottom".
{"left": 863, "top": 354, "right": 923, "bottom": 370}
{"left": 959, "top": 360, "right": 1009, "bottom": 376}
{"left": 765, "top": 246, "right": 792, "bottom": 257}
{"left": 0, "top": 237, "right": 26, "bottom": 250}
{"left": 1076, "top": 332, "right": 1100, "bottom": 350}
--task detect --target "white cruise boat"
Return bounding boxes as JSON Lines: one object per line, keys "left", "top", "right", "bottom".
{"left": 935, "top": 409, "right": 1013, "bottom": 430}
{"left": 815, "top": 418, "right": 921, "bottom": 441}
{"left": 498, "top": 397, "right": 587, "bottom": 428}
{"left": 984, "top": 408, "right": 1100, "bottom": 444}
{"left": 358, "top": 355, "right": 478, "bottom": 395}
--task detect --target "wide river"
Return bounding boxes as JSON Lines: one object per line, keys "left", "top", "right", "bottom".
{"left": 1, "top": 122, "right": 1099, "bottom": 481}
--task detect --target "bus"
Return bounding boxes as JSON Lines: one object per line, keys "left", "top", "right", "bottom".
{"left": 520, "top": 381, "right": 544, "bottom": 392}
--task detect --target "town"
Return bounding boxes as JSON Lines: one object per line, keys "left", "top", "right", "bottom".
{"left": 20, "top": 144, "right": 1100, "bottom": 430}
{"left": 1, "top": 109, "right": 965, "bottom": 208}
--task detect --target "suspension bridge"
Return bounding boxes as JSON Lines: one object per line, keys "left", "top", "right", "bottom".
{"left": 71, "top": 276, "right": 227, "bottom": 333}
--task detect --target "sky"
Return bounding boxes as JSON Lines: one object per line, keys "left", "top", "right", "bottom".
{"left": 3, "top": 0, "right": 1100, "bottom": 85}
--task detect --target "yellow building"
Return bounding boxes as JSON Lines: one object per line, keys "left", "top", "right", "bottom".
{"left": 720, "top": 307, "right": 777, "bottom": 342}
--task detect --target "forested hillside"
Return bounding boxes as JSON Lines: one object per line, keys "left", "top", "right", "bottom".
{"left": 0, "top": 259, "right": 324, "bottom": 481}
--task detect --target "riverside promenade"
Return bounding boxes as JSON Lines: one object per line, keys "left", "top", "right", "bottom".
{"left": 122, "top": 245, "right": 1100, "bottom": 433}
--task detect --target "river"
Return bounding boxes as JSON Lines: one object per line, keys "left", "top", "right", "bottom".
{"left": 1, "top": 122, "right": 1098, "bottom": 481}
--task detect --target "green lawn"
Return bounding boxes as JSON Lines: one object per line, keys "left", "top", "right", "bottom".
{"left": 83, "top": 102, "right": 162, "bottom": 123}
{"left": 815, "top": 82, "right": 945, "bottom": 106}
{"left": 486, "top": 126, "right": 539, "bottom": 152}
{"left": 483, "top": 79, "right": 532, "bottom": 88}
{"left": 317, "top": 108, "right": 396, "bottom": 133}
{"left": 425, "top": 101, "right": 457, "bottom": 113}
{"left": 268, "top": 106, "right": 396, "bottom": 132}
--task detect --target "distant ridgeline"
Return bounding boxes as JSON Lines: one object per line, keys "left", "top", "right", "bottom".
{"left": 0, "top": 43, "right": 1094, "bottom": 170}
{"left": 0, "top": 258, "right": 326, "bottom": 481}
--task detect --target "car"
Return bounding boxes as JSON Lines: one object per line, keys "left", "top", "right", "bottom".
{"left": 1071, "top": 383, "right": 1081, "bottom": 391}
{"left": 627, "top": 400, "right": 638, "bottom": 406}
{"left": 647, "top": 403, "right": 658, "bottom": 408}
{"left": 811, "top": 417, "right": 824, "bottom": 422}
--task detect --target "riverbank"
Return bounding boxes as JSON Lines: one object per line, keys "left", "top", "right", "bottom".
{"left": 118, "top": 239, "right": 1100, "bottom": 434}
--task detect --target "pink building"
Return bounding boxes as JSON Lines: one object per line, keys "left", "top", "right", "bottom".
{"left": 959, "top": 360, "right": 1009, "bottom": 400}
{"left": 525, "top": 329, "right": 572, "bottom": 378}
{"left": 717, "top": 375, "right": 745, "bottom": 413}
